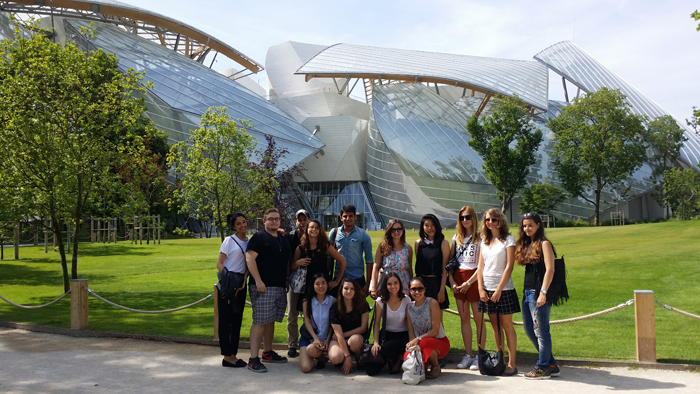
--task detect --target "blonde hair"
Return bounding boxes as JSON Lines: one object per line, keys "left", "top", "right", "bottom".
{"left": 455, "top": 206, "right": 480, "bottom": 247}
{"left": 481, "top": 208, "right": 509, "bottom": 246}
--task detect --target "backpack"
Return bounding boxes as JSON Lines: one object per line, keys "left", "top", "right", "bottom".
{"left": 535, "top": 239, "right": 569, "bottom": 306}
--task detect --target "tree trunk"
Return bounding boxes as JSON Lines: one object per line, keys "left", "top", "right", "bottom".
{"left": 71, "top": 218, "right": 80, "bottom": 280}
{"left": 594, "top": 189, "right": 601, "bottom": 226}
{"left": 500, "top": 192, "right": 507, "bottom": 214}
{"left": 53, "top": 217, "right": 70, "bottom": 293}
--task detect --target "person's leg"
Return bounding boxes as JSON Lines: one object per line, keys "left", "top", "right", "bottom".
{"left": 228, "top": 288, "right": 246, "bottom": 361}
{"left": 471, "top": 301, "right": 485, "bottom": 350}
{"left": 286, "top": 291, "right": 300, "bottom": 355}
{"left": 500, "top": 314, "right": 517, "bottom": 371}
{"left": 218, "top": 292, "right": 234, "bottom": 360}
{"left": 487, "top": 312, "right": 502, "bottom": 350}
{"left": 327, "top": 340, "right": 344, "bottom": 365}
{"left": 456, "top": 298, "right": 473, "bottom": 355}
{"left": 533, "top": 299, "right": 555, "bottom": 369}
{"left": 262, "top": 321, "right": 275, "bottom": 353}
{"left": 299, "top": 346, "right": 314, "bottom": 373}
{"left": 521, "top": 290, "right": 539, "bottom": 351}
{"left": 425, "top": 349, "right": 440, "bottom": 379}
{"left": 249, "top": 323, "right": 264, "bottom": 359}
{"left": 347, "top": 334, "right": 364, "bottom": 356}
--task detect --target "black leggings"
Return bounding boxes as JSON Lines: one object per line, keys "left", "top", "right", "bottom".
{"left": 365, "top": 330, "right": 410, "bottom": 376}
{"left": 218, "top": 286, "right": 246, "bottom": 356}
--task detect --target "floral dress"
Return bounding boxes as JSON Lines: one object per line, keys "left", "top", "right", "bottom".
{"left": 382, "top": 243, "right": 411, "bottom": 295}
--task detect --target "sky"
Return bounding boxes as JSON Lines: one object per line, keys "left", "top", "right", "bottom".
{"left": 118, "top": 0, "right": 700, "bottom": 123}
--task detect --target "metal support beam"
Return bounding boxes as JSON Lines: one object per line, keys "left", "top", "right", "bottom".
{"left": 562, "top": 76, "right": 569, "bottom": 103}
{"left": 347, "top": 78, "right": 360, "bottom": 97}
{"left": 475, "top": 93, "right": 493, "bottom": 117}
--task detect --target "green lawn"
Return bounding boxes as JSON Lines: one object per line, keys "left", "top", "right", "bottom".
{"left": 1, "top": 220, "right": 699, "bottom": 364}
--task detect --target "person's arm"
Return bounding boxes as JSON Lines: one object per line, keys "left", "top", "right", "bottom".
{"left": 326, "top": 228, "right": 337, "bottom": 276}
{"left": 362, "top": 232, "right": 374, "bottom": 296}
{"left": 217, "top": 252, "right": 227, "bottom": 273}
{"left": 448, "top": 240, "right": 457, "bottom": 290}
{"left": 290, "top": 246, "right": 308, "bottom": 271}
{"left": 343, "top": 311, "right": 369, "bottom": 338}
{"left": 369, "top": 245, "right": 383, "bottom": 298}
{"left": 477, "top": 246, "right": 488, "bottom": 302}
{"left": 437, "top": 239, "right": 449, "bottom": 303}
{"left": 245, "top": 249, "right": 265, "bottom": 293}
{"left": 327, "top": 245, "right": 346, "bottom": 289}
{"left": 407, "top": 245, "right": 414, "bottom": 280}
{"left": 302, "top": 300, "right": 321, "bottom": 344}
{"left": 371, "top": 302, "right": 383, "bottom": 356}
{"left": 492, "top": 242, "right": 515, "bottom": 303}
{"left": 405, "top": 304, "right": 417, "bottom": 347}
{"left": 538, "top": 240, "right": 556, "bottom": 307}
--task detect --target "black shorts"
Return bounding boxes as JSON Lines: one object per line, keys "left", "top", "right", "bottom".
{"left": 478, "top": 289, "right": 520, "bottom": 315}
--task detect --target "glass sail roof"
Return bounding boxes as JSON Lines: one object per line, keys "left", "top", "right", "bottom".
{"left": 296, "top": 43, "right": 550, "bottom": 111}
{"left": 534, "top": 41, "right": 700, "bottom": 167}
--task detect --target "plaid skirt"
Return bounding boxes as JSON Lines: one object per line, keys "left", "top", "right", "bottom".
{"left": 478, "top": 289, "right": 521, "bottom": 315}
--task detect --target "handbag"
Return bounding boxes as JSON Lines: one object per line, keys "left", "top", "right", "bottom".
{"left": 289, "top": 245, "right": 308, "bottom": 294}
{"left": 445, "top": 239, "right": 460, "bottom": 273}
{"left": 359, "top": 301, "right": 387, "bottom": 365}
{"left": 535, "top": 239, "right": 569, "bottom": 306}
{"left": 477, "top": 309, "right": 506, "bottom": 376}
{"left": 218, "top": 267, "right": 245, "bottom": 298}
{"left": 402, "top": 345, "right": 425, "bottom": 385}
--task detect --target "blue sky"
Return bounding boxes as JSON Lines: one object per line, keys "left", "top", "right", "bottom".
{"left": 119, "top": 0, "right": 700, "bottom": 122}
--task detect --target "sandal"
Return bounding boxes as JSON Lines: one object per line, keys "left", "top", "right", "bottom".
{"left": 426, "top": 365, "right": 441, "bottom": 379}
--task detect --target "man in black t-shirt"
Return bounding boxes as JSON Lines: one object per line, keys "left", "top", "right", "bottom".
{"left": 245, "top": 208, "right": 291, "bottom": 372}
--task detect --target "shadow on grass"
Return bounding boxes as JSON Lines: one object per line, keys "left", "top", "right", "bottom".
{"left": 74, "top": 245, "right": 158, "bottom": 257}
{"left": 0, "top": 263, "right": 65, "bottom": 287}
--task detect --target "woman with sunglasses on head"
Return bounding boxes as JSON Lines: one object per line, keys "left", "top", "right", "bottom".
{"left": 477, "top": 208, "right": 519, "bottom": 376}
{"left": 328, "top": 278, "right": 370, "bottom": 375}
{"left": 414, "top": 214, "right": 450, "bottom": 310}
{"left": 299, "top": 272, "right": 334, "bottom": 373}
{"left": 366, "top": 272, "right": 412, "bottom": 376}
{"left": 515, "top": 212, "right": 560, "bottom": 379}
{"left": 449, "top": 206, "right": 484, "bottom": 370}
{"left": 291, "top": 220, "right": 346, "bottom": 312}
{"left": 404, "top": 277, "right": 450, "bottom": 379}
{"left": 216, "top": 213, "right": 249, "bottom": 368}
{"left": 370, "top": 219, "right": 413, "bottom": 298}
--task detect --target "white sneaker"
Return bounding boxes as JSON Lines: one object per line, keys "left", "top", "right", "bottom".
{"left": 469, "top": 356, "right": 479, "bottom": 370}
{"left": 457, "top": 355, "right": 472, "bottom": 369}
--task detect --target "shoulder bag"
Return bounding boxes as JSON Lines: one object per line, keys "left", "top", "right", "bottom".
{"left": 289, "top": 245, "right": 308, "bottom": 294}
{"left": 217, "top": 236, "right": 246, "bottom": 298}
{"left": 477, "top": 308, "right": 506, "bottom": 376}
{"left": 360, "top": 301, "right": 387, "bottom": 365}
{"left": 535, "top": 239, "right": 569, "bottom": 306}
{"left": 402, "top": 345, "right": 425, "bottom": 385}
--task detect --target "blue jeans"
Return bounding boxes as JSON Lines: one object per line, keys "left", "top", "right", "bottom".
{"left": 522, "top": 289, "right": 556, "bottom": 369}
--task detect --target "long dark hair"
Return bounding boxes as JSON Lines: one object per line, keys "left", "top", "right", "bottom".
{"left": 301, "top": 219, "right": 330, "bottom": 254}
{"left": 515, "top": 212, "right": 555, "bottom": 265}
{"left": 419, "top": 214, "right": 444, "bottom": 246}
{"left": 337, "top": 278, "right": 364, "bottom": 318}
{"left": 378, "top": 272, "right": 405, "bottom": 302}
{"left": 379, "top": 219, "right": 405, "bottom": 257}
{"left": 226, "top": 212, "right": 246, "bottom": 232}
{"left": 303, "top": 272, "right": 331, "bottom": 326}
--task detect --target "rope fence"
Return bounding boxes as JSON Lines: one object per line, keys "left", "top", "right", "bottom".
{"left": 656, "top": 300, "right": 700, "bottom": 320}
{"left": 83, "top": 286, "right": 213, "bottom": 314}
{"left": 0, "top": 289, "right": 71, "bottom": 309}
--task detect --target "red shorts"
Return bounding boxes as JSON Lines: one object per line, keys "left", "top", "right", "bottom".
{"left": 453, "top": 268, "right": 479, "bottom": 302}
{"left": 404, "top": 336, "right": 450, "bottom": 365}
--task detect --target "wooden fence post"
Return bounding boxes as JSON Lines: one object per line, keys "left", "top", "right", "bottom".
{"left": 213, "top": 285, "right": 219, "bottom": 340}
{"left": 634, "top": 290, "right": 656, "bottom": 363}
{"left": 71, "top": 279, "right": 89, "bottom": 329}
{"left": 13, "top": 222, "right": 19, "bottom": 260}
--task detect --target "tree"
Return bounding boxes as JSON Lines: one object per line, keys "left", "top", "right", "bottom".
{"left": 687, "top": 106, "right": 700, "bottom": 137}
{"left": 168, "top": 107, "right": 266, "bottom": 242}
{"left": 692, "top": 9, "right": 700, "bottom": 31}
{"left": 549, "top": 88, "right": 648, "bottom": 225}
{"left": 466, "top": 95, "right": 543, "bottom": 212}
{"left": 519, "top": 180, "right": 567, "bottom": 218}
{"left": 0, "top": 20, "right": 152, "bottom": 291}
{"left": 645, "top": 115, "right": 687, "bottom": 214}
{"left": 663, "top": 167, "right": 700, "bottom": 220}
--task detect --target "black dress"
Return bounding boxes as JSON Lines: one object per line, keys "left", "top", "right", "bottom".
{"left": 415, "top": 239, "right": 449, "bottom": 310}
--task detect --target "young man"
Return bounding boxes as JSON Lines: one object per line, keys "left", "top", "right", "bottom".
{"left": 327, "top": 204, "right": 373, "bottom": 298}
{"left": 245, "top": 208, "right": 292, "bottom": 372}
{"left": 285, "top": 209, "right": 310, "bottom": 358}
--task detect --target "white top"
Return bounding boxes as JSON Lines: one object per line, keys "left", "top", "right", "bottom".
{"left": 452, "top": 234, "right": 479, "bottom": 270}
{"left": 219, "top": 234, "right": 248, "bottom": 274}
{"left": 311, "top": 295, "right": 334, "bottom": 341}
{"left": 376, "top": 295, "right": 411, "bottom": 332}
{"left": 480, "top": 235, "right": 516, "bottom": 291}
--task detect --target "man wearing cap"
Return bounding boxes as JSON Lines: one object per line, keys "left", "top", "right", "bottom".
{"left": 285, "top": 209, "right": 310, "bottom": 358}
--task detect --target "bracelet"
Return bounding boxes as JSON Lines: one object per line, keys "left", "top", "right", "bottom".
{"left": 344, "top": 355, "right": 351, "bottom": 359}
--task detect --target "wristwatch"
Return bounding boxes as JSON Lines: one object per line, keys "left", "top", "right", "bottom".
{"left": 416, "top": 336, "right": 422, "bottom": 342}
{"left": 540, "top": 289, "right": 548, "bottom": 294}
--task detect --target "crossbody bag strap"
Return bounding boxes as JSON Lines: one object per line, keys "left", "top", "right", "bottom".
{"left": 380, "top": 299, "right": 388, "bottom": 343}
{"left": 365, "top": 302, "right": 377, "bottom": 341}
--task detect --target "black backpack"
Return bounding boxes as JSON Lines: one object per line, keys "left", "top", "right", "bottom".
{"left": 535, "top": 240, "right": 569, "bottom": 306}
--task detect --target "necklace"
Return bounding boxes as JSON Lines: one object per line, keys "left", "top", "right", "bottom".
{"left": 271, "top": 233, "right": 282, "bottom": 252}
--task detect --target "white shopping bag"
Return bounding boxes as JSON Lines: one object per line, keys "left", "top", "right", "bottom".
{"left": 402, "top": 345, "right": 425, "bottom": 385}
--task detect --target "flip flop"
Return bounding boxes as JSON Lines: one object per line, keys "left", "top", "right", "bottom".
{"left": 426, "top": 365, "right": 441, "bottom": 379}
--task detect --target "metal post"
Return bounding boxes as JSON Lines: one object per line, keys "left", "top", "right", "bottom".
{"left": 213, "top": 284, "right": 219, "bottom": 340}
{"left": 634, "top": 290, "right": 656, "bottom": 363}
{"left": 91, "top": 218, "right": 95, "bottom": 243}
{"left": 14, "top": 222, "right": 19, "bottom": 260}
{"left": 157, "top": 215, "right": 161, "bottom": 244}
{"left": 70, "top": 279, "right": 89, "bottom": 329}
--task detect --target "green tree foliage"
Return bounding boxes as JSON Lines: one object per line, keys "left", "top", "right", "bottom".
{"left": 168, "top": 107, "right": 268, "bottom": 242}
{"left": 687, "top": 106, "right": 700, "bottom": 137}
{"left": 645, "top": 115, "right": 687, "bottom": 212}
{"left": 549, "top": 88, "right": 647, "bottom": 225}
{"left": 466, "top": 95, "right": 543, "bottom": 212}
{"left": 519, "top": 180, "right": 567, "bottom": 218}
{"left": 663, "top": 167, "right": 700, "bottom": 220}
{"left": 692, "top": 9, "right": 700, "bottom": 31}
{"left": 0, "top": 20, "right": 153, "bottom": 291}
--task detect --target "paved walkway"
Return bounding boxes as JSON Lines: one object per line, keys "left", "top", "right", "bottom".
{"left": 1, "top": 327, "right": 698, "bottom": 394}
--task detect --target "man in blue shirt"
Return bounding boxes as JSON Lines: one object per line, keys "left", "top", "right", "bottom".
{"left": 328, "top": 204, "right": 373, "bottom": 297}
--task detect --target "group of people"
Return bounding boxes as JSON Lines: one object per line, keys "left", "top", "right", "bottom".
{"left": 216, "top": 203, "right": 560, "bottom": 380}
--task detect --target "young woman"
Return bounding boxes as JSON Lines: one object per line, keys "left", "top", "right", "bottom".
{"left": 370, "top": 219, "right": 413, "bottom": 298}
{"left": 405, "top": 277, "right": 450, "bottom": 379}
{"left": 366, "top": 272, "right": 411, "bottom": 376}
{"left": 216, "top": 213, "right": 249, "bottom": 368}
{"left": 328, "top": 278, "right": 370, "bottom": 375}
{"left": 414, "top": 214, "right": 450, "bottom": 310}
{"left": 515, "top": 212, "right": 560, "bottom": 379}
{"left": 477, "top": 208, "right": 519, "bottom": 376}
{"left": 299, "top": 272, "right": 334, "bottom": 373}
{"left": 449, "top": 206, "right": 484, "bottom": 370}
{"left": 291, "top": 220, "right": 346, "bottom": 312}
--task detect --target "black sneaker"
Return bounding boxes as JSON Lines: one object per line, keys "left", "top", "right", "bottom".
{"left": 248, "top": 357, "right": 267, "bottom": 373}
{"left": 549, "top": 364, "right": 561, "bottom": 377}
{"left": 287, "top": 348, "right": 299, "bottom": 358}
{"left": 261, "top": 350, "right": 288, "bottom": 363}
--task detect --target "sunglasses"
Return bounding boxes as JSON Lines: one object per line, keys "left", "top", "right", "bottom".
{"left": 460, "top": 214, "right": 472, "bottom": 221}
{"left": 522, "top": 212, "right": 536, "bottom": 218}
{"left": 390, "top": 228, "right": 404, "bottom": 233}
{"left": 410, "top": 287, "right": 425, "bottom": 292}
{"left": 484, "top": 218, "right": 499, "bottom": 223}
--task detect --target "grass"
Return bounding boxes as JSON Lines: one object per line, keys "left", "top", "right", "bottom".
{"left": 1, "top": 220, "right": 699, "bottom": 364}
